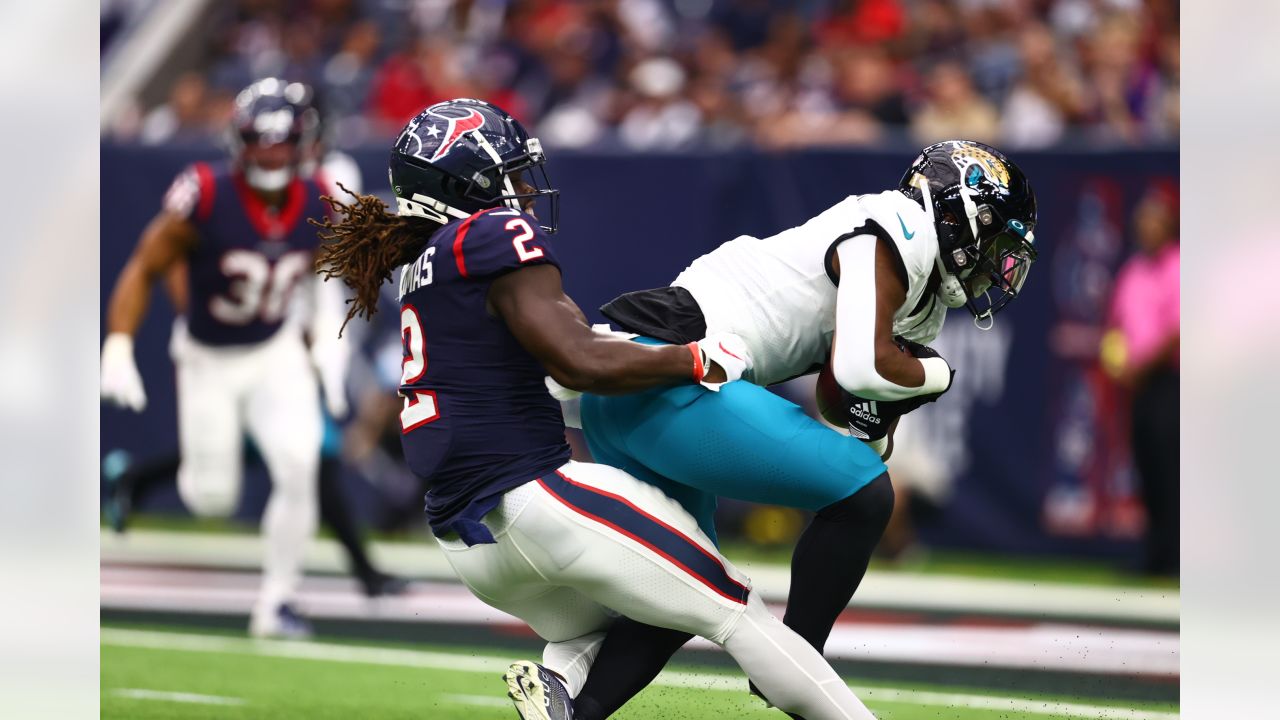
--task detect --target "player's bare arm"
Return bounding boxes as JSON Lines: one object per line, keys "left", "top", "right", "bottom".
{"left": 163, "top": 259, "right": 190, "bottom": 315}
{"left": 488, "top": 264, "right": 731, "bottom": 393}
{"left": 101, "top": 210, "right": 198, "bottom": 411}
{"left": 106, "top": 210, "right": 197, "bottom": 335}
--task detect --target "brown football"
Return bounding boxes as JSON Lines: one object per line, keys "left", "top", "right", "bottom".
{"left": 814, "top": 362, "right": 854, "bottom": 427}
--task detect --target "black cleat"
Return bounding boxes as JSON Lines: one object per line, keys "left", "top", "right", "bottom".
{"left": 359, "top": 571, "right": 411, "bottom": 598}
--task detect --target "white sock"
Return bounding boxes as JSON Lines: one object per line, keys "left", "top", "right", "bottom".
{"left": 543, "top": 631, "right": 606, "bottom": 697}
{"left": 257, "top": 465, "right": 317, "bottom": 616}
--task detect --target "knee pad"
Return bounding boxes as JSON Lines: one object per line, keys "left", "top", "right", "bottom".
{"left": 816, "top": 472, "right": 894, "bottom": 529}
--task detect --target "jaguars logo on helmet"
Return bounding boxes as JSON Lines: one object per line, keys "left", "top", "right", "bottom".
{"left": 950, "top": 144, "right": 1012, "bottom": 189}
{"left": 389, "top": 99, "right": 559, "bottom": 233}
{"left": 899, "top": 140, "right": 1038, "bottom": 325}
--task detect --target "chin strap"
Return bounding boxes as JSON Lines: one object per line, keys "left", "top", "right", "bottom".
{"left": 973, "top": 308, "right": 994, "bottom": 331}
{"left": 915, "top": 174, "right": 968, "bottom": 309}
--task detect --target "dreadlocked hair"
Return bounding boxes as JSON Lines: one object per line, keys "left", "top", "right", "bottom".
{"left": 310, "top": 183, "right": 442, "bottom": 336}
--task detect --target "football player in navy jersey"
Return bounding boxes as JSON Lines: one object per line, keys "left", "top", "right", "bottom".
{"left": 101, "top": 79, "right": 352, "bottom": 637}
{"left": 102, "top": 96, "right": 407, "bottom": 598}
{"left": 314, "top": 98, "right": 879, "bottom": 720}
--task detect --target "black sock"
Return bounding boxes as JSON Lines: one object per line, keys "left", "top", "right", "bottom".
{"left": 317, "top": 456, "right": 377, "bottom": 579}
{"left": 782, "top": 473, "right": 894, "bottom": 651}
{"left": 123, "top": 452, "right": 183, "bottom": 507}
{"left": 573, "top": 618, "right": 692, "bottom": 720}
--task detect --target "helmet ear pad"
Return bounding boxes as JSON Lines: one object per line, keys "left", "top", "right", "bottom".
{"left": 933, "top": 207, "right": 973, "bottom": 275}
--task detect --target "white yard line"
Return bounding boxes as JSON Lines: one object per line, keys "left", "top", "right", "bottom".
{"left": 101, "top": 628, "right": 1178, "bottom": 719}
{"left": 99, "top": 567, "right": 1180, "bottom": 676}
{"left": 100, "top": 529, "right": 1180, "bottom": 624}
{"left": 442, "top": 694, "right": 512, "bottom": 708}
{"left": 109, "top": 688, "right": 246, "bottom": 706}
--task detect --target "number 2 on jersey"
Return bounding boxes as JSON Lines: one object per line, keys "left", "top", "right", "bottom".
{"left": 507, "top": 218, "right": 544, "bottom": 262}
{"left": 400, "top": 304, "right": 440, "bottom": 432}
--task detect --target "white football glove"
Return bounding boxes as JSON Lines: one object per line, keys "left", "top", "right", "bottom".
{"left": 695, "top": 332, "right": 752, "bottom": 391}
{"left": 101, "top": 333, "right": 147, "bottom": 412}
{"left": 545, "top": 375, "right": 582, "bottom": 401}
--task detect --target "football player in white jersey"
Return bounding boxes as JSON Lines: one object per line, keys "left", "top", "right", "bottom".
{"left": 559, "top": 141, "right": 1038, "bottom": 719}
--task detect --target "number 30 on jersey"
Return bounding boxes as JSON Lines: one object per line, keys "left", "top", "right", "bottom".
{"left": 399, "top": 304, "right": 439, "bottom": 432}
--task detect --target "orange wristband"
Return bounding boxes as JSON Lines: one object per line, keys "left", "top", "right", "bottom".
{"left": 685, "top": 342, "right": 705, "bottom": 383}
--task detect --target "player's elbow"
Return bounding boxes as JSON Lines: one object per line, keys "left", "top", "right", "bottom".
{"left": 873, "top": 342, "right": 912, "bottom": 385}
{"left": 545, "top": 357, "right": 605, "bottom": 394}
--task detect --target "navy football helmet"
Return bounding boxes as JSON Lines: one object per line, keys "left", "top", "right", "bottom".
{"left": 228, "top": 78, "right": 319, "bottom": 192}
{"left": 899, "top": 140, "right": 1038, "bottom": 324}
{"left": 389, "top": 99, "right": 559, "bottom": 233}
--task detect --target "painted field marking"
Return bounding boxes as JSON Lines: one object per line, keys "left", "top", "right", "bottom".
{"left": 109, "top": 688, "right": 246, "bottom": 706}
{"left": 102, "top": 629, "right": 1178, "bottom": 720}
{"left": 442, "top": 694, "right": 512, "bottom": 708}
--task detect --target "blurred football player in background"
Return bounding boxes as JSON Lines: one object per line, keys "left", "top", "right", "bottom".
{"left": 100, "top": 79, "right": 353, "bottom": 636}
{"left": 1102, "top": 182, "right": 1179, "bottom": 576}
{"left": 556, "top": 141, "right": 1038, "bottom": 718}
{"left": 315, "top": 98, "right": 878, "bottom": 720}
{"left": 101, "top": 120, "right": 406, "bottom": 596}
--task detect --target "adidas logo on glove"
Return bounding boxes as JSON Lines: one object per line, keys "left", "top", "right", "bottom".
{"left": 847, "top": 401, "right": 881, "bottom": 425}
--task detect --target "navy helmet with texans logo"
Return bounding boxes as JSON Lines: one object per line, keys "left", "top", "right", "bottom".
{"left": 898, "top": 140, "right": 1038, "bottom": 324}
{"left": 389, "top": 98, "right": 559, "bottom": 233}
{"left": 228, "top": 78, "right": 320, "bottom": 192}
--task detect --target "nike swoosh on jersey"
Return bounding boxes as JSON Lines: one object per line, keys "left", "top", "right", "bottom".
{"left": 897, "top": 213, "right": 915, "bottom": 240}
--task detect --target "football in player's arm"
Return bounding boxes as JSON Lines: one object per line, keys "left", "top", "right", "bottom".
{"left": 310, "top": 99, "right": 878, "bottom": 720}
{"left": 818, "top": 222, "right": 955, "bottom": 458}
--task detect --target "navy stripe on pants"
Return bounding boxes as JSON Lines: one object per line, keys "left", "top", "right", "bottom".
{"left": 537, "top": 470, "right": 749, "bottom": 605}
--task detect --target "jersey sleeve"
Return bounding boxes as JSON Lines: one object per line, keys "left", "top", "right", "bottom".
{"left": 451, "top": 208, "right": 560, "bottom": 280}
{"left": 161, "top": 162, "right": 215, "bottom": 223}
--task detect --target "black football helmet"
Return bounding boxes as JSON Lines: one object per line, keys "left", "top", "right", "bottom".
{"left": 228, "top": 78, "right": 319, "bottom": 191}
{"left": 389, "top": 99, "right": 559, "bottom": 233}
{"left": 898, "top": 140, "right": 1038, "bottom": 323}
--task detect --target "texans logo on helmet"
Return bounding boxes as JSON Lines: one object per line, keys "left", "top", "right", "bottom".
{"left": 423, "top": 106, "right": 486, "bottom": 162}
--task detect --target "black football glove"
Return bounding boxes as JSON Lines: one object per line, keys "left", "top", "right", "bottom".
{"left": 842, "top": 338, "right": 955, "bottom": 441}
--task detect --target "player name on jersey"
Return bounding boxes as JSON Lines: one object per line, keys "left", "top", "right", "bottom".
{"left": 398, "top": 246, "right": 437, "bottom": 301}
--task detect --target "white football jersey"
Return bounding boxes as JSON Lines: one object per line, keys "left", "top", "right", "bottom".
{"left": 672, "top": 190, "right": 946, "bottom": 387}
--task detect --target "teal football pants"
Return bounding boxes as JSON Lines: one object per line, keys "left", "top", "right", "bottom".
{"left": 579, "top": 357, "right": 887, "bottom": 543}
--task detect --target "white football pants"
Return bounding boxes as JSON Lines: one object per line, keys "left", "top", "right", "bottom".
{"left": 437, "top": 460, "right": 876, "bottom": 719}
{"left": 172, "top": 325, "right": 321, "bottom": 622}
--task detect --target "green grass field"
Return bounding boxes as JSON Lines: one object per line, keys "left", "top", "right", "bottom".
{"left": 101, "top": 625, "right": 1179, "bottom": 720}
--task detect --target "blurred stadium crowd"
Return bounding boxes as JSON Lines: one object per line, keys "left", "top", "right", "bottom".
{"left": 103, "top": 0, "right": 1179, "bottom": 151}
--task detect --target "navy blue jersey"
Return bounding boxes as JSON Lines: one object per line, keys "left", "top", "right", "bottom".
{"left": 163, "top": 162, "right": 332, "bottom": 346}
{"left": 396, "top": 207, "right": 571, "bottom": 543}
